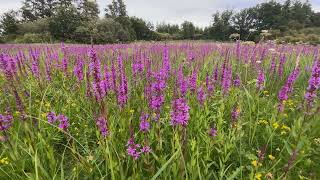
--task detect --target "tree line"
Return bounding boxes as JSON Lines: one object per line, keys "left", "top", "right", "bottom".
{"left": 0, "top": 0, "right": 320, "bottom": 44}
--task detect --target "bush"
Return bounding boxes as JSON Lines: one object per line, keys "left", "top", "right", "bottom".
{"left": 15, "top": 33, "right": 51, "bottom": 43}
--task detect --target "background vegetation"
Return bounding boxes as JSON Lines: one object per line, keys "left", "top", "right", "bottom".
{"left": 0, "top": 0, "right": 320, "bottom": 44}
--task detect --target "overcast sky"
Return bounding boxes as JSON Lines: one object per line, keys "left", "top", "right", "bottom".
{"left": 0, "top": 0, "right": 319, "bottom": 27}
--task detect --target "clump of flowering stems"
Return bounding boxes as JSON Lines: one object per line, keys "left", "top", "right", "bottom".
{"left": 188, "top": 69, "right": 198, "bottom": 93}
{"left": 231, "top": 105, "right": 241, "bottom": 127}
{"left": 304, "top": 59, "right": 320, "bottom": 108}
{"left": 116, "top": 54, "right": 128, "bottom": 108}
{"left": 0, "top": 114, "right": 13, "bottom": 132}
{"left": 278, "top": 66, "right": 300, "bottom": 112}
{"left": 208, "top": 127, "right": 217, "bottom": 138}
{"left": 0, "top": 53, "right": 26, "bottom": 120}
{"left": 126, "top": 116, "right": 151, "bottom": 160}
{"left": 73, "top": 57, "right": 84, "bottom": 82}
{"left": 96, "top": 116, "right": 109, "bottom": 138}
{"left": 278, "top": 53, "right": 286, "bottom": 78}
{"left": 197, "top": 86, "right": 206, "bottom": 106}
{"left": 177, "top": 66, "right": 188, "bottom": 97}
{"left": 47, "top": 112, "right": 69, "bottom": 131}
{"left": 205, "top": 73, "right": 214, "bottom": 95}
{"left": 256, "top": 69, "right": 265, "bottom": 91}
{"left": 233, "top": 73, "right": 241, "bottom": 87}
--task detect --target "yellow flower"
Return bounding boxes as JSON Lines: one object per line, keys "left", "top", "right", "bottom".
{"left": 41, "top": 112, "right": 47, "bottom": 118}
{"left": 258, "top": 120, "right": 268, "bottom": 125}
{"left": 45, "top": 102, "right": 51, "bottom": 107}
{"left": 272, "top": 122, "right": 279, "bottom": 129}
{"left": 263, "top": 90, "right": 269, "bottom": 94}
{"left": 281, "top": 124, "right": 291, "bottom": 131}
{"left": 129, "top": 109, "right": 135, "bottom": 113}
{"left": 0, "top": 157, "right": 9, "bottom": 165}
{"left": 281, "top": 131, "right": 287, "bottom": 135}
{"left": 255, "top": 173, "right": 262, "bottom": 180}
{"left": 251, "top": 160, "right": 262, "bottom": 167}
{"left": 283, "top": 113, "right": 288, "bottom": 118}
{"left": 268, "top": 154, "right": 275, "bottom": 160}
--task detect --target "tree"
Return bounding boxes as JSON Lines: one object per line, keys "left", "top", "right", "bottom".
{"left": 156, "top": 23, "right": 180, "bottom": 34}
{"left": 232, "top": 8, "right": 258, "bottom": 40}
{"left": 49, "top": 5, "right": 81, "bottom": 41}
{"left": 256, "top": 1, "right": 283, "bottom": 30}
{"left": 130, "top": 17, "right": 154, "bottom": 40}
{"left": 78, "top": 0, "right": 100, "bottom": 21}
{"left": 209, "top": 10, "right": 233, "bottom": 40}
{"left": 181, "top": 21, "right": 195, "bottom": 39}
{"left": 0, "top": 10, "right": 19, "bottom": 35}
{"left": 311, "top": 12, "right": 320, "bottom": 27}
{"left": 105, "top": 0, "right": 135, "bottom": 41}
{"left": 21, "top": 0, "right": 59, "bottom": 21}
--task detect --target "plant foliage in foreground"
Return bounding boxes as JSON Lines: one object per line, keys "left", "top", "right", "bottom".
{"left": 0, "top": 42, "right": 320, "bottom": 179}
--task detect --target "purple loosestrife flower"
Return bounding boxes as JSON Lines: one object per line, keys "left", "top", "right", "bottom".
{"left": 278, "top": 68, "right": 300, "bottom": 112}
{"left": 256, "top": 69, "right": 265, "bottom": 91}
{"left": 197, "top": 86, "right": 206, "bottom": 105}
{"left": 213, "top": 65, "right": 219, "bottom": 82}
{"left": 104, "top": 65, "right": 112, "bottom": 91}
{"left": 30, "top": 49, "right": 40, "bottom": 78}
{"left": 73, "top": 59, "right": 84, "bottom": 82}
{"left": 222, "top": 66, "right": 232, "bottom": 94}
{"left": 139, "top": 113, "right": 150, "bottom": 133}
{"left": 89, "top": 49, "right": 101, "bottom": 82}
{"left": 231, "top": 106, "right": 241, "bottom": 127}
{"left": 177, "top": 67, "right": 188, "bottom": 97}
{"left": 278, "top": 54, "right": 286, "bottom": 77}
{"left": 162, "top": 47, "right": 171, "bottom": 78}
{"left": 305, "top": 60, "right": 320, "bottom": 107}
{"left": 0, "top": 54, "right": 16, "bottom": 80}
{"left": 170, "top": 98, "right": 190, "bottom": 127}
{"left": 61, "top": 57, "right": 68, "bottom": 76}
{"left": 47, "top": 112, "right": 57, "bottom": 124}
{"left": 111, "top": 61, "right": 117, "bottom": 92}
{"left": 0, "top": 114, "right": 13, "bottom": 131}
{"left": 44, "top": 58, "right": 52, "bottom": 81}
{"left": 149, "top": 71, "right": 166, "bottom": 118}
{"left": 117, "top": 72, "right": 128, "bottom": 108}
{"left": 189, "top": 70, "right": 198, "bottom": 92}
{"left": 208, "top": 127, "right": 217, "bottom": 138}
{"left": 141, "top": 146, "right": 151, "bottom": 154}
{"left": 126, "top": 138, "right": 141, "bottom": 160}
{"left": 96, "top": 116, "right": 109, "bottom": 138}
{"left": 233, "top": 73, "right": 241, "bottom": 87}
{"left": 0, "top": 54, "right": 17, "bottom": 80}
{"left": 269, "top": 53, "right": 277, "bottom": 74}
{"left": 57, "top": 114, "right": 69, "bottom": 130}
{"left": 205, "top": 73, "right": 214, "bottom": 93}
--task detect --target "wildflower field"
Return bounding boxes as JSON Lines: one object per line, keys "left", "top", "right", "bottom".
{"left": 0, "top": 42, "right": 320, "bottom": 179}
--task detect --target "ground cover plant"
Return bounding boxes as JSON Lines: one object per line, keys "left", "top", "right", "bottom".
{"left": 0, "top": 42, "right": 320, "bottom": 179}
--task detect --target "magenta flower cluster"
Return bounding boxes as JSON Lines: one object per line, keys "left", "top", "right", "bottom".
{"left": 170, "top": 98, "right": 190, "bottom": 127}
{"left": 0, "top": 114, "right": 13, "bottom": 131}
{"left": 47, "top": 112, "right": 69, "bottom": 130}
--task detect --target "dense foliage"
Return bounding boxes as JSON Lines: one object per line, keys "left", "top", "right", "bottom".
{"left": 0, "top": 42, "right": 320, "bottom": 179}
{"left": 0, "top": 0, "right": 320, "bottom": 44}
